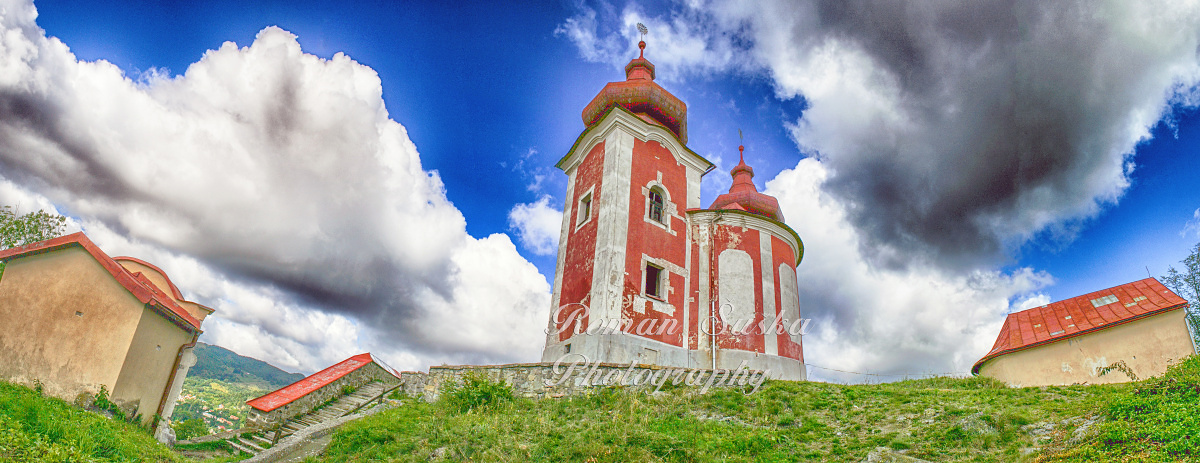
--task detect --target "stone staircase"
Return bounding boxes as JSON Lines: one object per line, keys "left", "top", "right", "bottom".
{"left": 224, "top": 381, "right": 393, "bottom": 457}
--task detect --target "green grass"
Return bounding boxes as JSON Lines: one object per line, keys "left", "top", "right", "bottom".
{"left": 5, "top": 357, "right": 1200, "bottom": 462}
{"left": 320, "top": 375, "right": 1127, "bottom": 462}
{"left": 1040, "top": 355, "right": 1200, "bottom": 462}
{"left": 0, "top": 380, "right": 184, "bottom": 462}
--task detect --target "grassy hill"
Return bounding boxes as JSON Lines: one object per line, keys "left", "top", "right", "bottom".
{"left": 0, "top": 380, "right": 186, "bottom": 462}
{"left": 190, "top": 343, "right": 306, "bottom": 390}
{"left": 321, "top": 356, "right": 1200, "bottom": 462}
{"left": 2, "top": 356, "right": 1197, "bottom": 461}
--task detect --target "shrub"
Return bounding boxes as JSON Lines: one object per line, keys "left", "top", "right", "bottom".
{"left": 172, "top": 417, "right": 209, "bottom": 441}
{"left": 441, "top": 372, "right": 513, "bottom": 413}
{"left": 1089, "top": 355, "right": 1200, "bottom": 459}
{"left": 92, "top": 385, "right": 126, "bottom": 421}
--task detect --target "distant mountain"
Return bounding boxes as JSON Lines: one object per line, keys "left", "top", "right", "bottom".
{"left": 189, "top": 343, "right": 306, "bottom": 390}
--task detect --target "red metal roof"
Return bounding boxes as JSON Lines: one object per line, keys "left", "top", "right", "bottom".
{"left": 581, "top": 43, "right": 688, "bottom": 144}
{"left": 247, "top": 353, "right": 401, "bottom": 413}
{"left": 0, "top": 232, "right": 203, "bottom": 331}
{"left": 972, "top": 278, "right": 1189, "bottom": 374}
{"left": 708, "top": 146, "right": 785, "bottom": 222}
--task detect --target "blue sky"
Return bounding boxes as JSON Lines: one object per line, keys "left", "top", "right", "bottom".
{"left": 4, "top": 0, "right": 1199, "bottom": 379}
{"left": 31, "top": 0, "right": 813, "bottom": 276}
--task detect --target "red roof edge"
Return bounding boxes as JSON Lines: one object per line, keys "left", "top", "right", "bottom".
{"left": 247, "top": 353, "right": 400, "bottom": 413}
{"left": 0, "top": 232, "right": 203, "bottom": 331}
{"left": 112, "top": 256, "right": 186, "bottom": 300}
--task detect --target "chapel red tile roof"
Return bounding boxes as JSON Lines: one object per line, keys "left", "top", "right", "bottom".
{"left": 0, "top": 232, "right": 203, "bottom": 331}
{"left": 247, "top": 353, "right": 402, "bottom": 413}
{"left": 972, "top": 278, "right": 1189, "bottom": 374}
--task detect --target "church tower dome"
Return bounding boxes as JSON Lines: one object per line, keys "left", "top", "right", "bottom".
{"left": 708, "top": 145, "right": 785, "bottom": 222}
{"left": 580, "top": 40, "right": 688, "bottom": 143}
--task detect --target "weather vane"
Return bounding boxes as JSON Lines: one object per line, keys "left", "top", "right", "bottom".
{"left": 636, "top": 22, "right": 648, "bottom": 58}
{"left": 738, "top": 129, "right": 745, "bottom": 159}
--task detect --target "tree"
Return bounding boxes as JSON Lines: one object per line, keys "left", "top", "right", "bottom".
{"left": 0, "top": 206, "right": 67, "bottom": 250}
{"left": 1162, "top": 241, "right": 1200, "bottom": 347}
{"left": 172, "top": 417, "right": 209, "bottom": 441}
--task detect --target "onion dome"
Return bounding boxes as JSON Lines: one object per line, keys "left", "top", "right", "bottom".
{"left": 708, "top": 145, "right": 785, "bottom": 222}
{"left": 581, "top": 40, "right": 688, "bottom": 144}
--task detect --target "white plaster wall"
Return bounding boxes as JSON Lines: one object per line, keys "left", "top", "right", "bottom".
{"left": 778, "top": 264, "right": 801, "bottom": 344}
{"left": 718, "top": 249, "right": 755, "bottom": 327}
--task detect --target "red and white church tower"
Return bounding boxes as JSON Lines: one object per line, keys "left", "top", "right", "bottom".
{"left": 541, "top": 40, "right": 806, "bottom": 380}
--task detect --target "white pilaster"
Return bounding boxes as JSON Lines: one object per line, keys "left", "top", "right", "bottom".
{"left": 760, "top": 232, "right": 778, "bottom": 356}
{"left": 590, "top": 129, "right": 634, "bottom": 323}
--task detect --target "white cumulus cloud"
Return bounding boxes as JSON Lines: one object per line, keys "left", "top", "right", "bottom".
{"left": 508, "top": 196, "right": 563, "bottom": 256}
{"left": 0, "top": 1, "right": 550, "bottom": 373}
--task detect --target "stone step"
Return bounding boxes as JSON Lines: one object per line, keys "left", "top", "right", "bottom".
{"left": 226, "top": 439, "right": 258, "bottom": 456}
{"left": 251, "top": 434, "right": 273, "bottom": 447}
{"left": 237, "top": 436, "right": 266, "bottom": 453}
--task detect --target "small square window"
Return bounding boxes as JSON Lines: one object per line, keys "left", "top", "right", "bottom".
{"left": 564, "top": 343, "right": 572, "bottom": 354}
{"left": 645, "top": 263, "right": 664, "bottom": 299}
{"left": 577, "top": 193, "right": 592, "bottom": 226}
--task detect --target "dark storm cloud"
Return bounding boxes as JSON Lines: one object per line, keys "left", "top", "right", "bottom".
{"left": 0, "top": 89, "right": 144, "bottom": 203}
{"left": 781, "top": 0, "right": 1200, "bottom": 269}
{"left": 558, "top": 1, "right": 1199, "bottom": 269}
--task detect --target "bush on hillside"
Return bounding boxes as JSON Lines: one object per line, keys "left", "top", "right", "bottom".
{"left": 172, "top": 417, "right": 209, "bottom": 441}
{"left": 441, "top": 373, "right": 513, "bottom": 413}
{"left": 1091, "top": 355, "right": 1200, "bottom": 459}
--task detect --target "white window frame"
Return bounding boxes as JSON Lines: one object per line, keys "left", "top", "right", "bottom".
{"left": 641, "top": 181, "right": 675, "bottom": 234}
{"left": 574, "top": 186, "right": 595, "bottom": 231}
{"left": 644, "top": 261, "right": 665, "bottom": 300}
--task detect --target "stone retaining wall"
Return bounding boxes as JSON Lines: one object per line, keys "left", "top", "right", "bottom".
{"left": 400, "top": 360, "right": 767, "bottom": 402}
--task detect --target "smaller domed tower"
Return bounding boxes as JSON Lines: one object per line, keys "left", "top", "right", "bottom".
{"left": 690, "top": 145, "right": 805, "bottom": 376}
{"left": 541, "top": 40, "right": 805, "bottom": 380}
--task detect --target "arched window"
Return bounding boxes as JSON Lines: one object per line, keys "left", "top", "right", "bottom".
{"left": 648, "top": 188, "right": 664, "bottom": 223}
